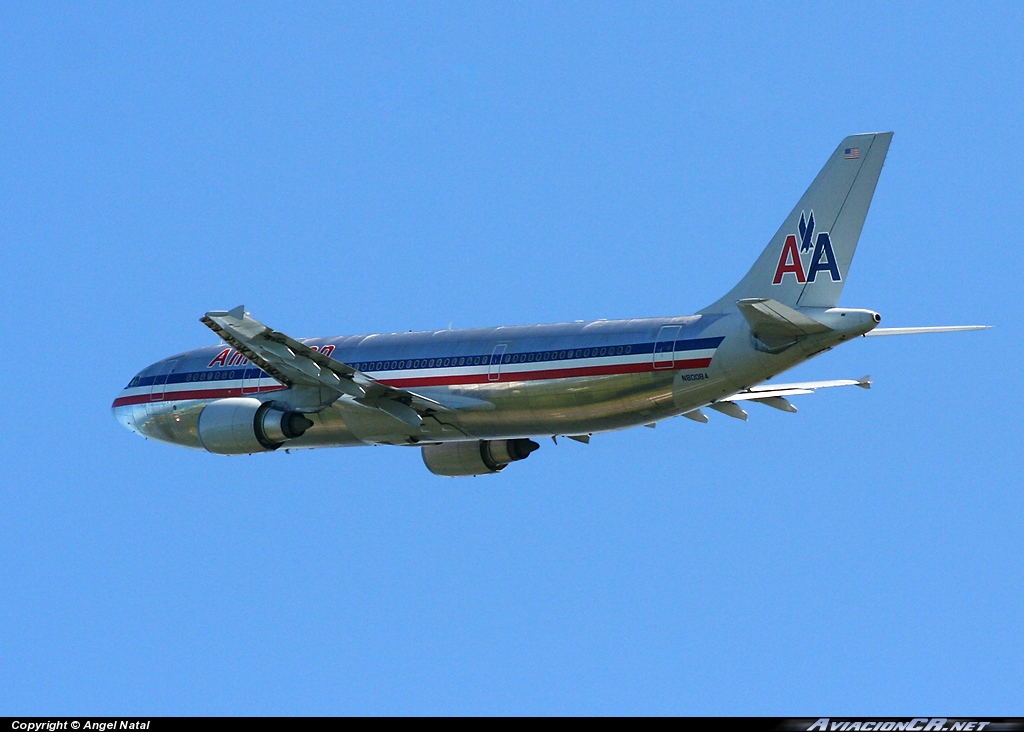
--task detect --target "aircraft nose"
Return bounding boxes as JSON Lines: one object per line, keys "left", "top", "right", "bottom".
{"left": 112, "top": 403, "right": 138, "bottom": 434}
{"left": 112, "top": 371, "right": 145, "bottom": 434}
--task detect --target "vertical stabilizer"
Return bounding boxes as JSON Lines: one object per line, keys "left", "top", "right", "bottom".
{"left": 701, "top": 132, "right": 892, "bottom": 313}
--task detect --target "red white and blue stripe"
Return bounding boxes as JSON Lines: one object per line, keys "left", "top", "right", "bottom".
{"left": 112, "top": 336, "right": 724, "bottom": 407}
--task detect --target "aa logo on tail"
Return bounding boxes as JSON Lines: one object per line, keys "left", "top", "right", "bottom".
{"left": 772, "top": 211, "right": 841, "bottom": 285}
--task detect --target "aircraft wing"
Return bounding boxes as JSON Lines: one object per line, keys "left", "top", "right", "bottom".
{"left": 720, "top": 375, "right": 871, "bottom": 413}
{"left": 201, "top": 306, "right": 448, "bottom": 426}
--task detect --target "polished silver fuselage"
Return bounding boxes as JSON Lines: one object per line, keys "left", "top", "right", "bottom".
{"left": 112, "top": 308, "right": 877, "bottom": 451}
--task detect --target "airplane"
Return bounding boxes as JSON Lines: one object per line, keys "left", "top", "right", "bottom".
{"left": 112, "top": 132, "right": 988, "bottom": 476}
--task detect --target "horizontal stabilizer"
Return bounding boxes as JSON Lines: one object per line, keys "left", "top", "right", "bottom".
{"left": 736, "top": 297, "right": 831, "bottom": 353}
{"left": 865, "top": 325, "right": 991, "bottom": 337}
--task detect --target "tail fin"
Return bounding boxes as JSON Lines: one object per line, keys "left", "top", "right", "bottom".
{"left": 701, "top": 132, "right": 892, "bottom": 313}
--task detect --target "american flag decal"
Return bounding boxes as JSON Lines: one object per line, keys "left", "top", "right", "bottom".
{"left": 844, "top": 147, "right": 860, "bottom": 160}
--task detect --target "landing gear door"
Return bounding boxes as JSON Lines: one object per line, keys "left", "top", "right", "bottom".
{"left": 653, "top": 325, "right": 681, "bottom": 370}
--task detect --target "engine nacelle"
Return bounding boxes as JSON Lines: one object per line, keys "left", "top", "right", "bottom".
{"left": 421, "top": 439, "right": 540, "bottom": 477}
{"left": 197, "top": 397, "right": 314, "bottom": 455}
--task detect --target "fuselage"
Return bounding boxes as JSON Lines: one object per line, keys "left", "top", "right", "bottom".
{"left": 112, "top": 308, "right": 879, "bottom": 452}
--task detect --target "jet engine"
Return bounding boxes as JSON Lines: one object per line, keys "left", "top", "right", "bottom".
{"left": 421, "top": 439, "right": 540, "bottom": 477}
{"left": 197, "top": 397, "right": 314, "bottom": 455}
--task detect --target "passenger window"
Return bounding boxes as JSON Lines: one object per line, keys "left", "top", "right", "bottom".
{"left": 625, "top": 346, "right": 631, "bottom": 354}
{"left": 616, "top": 347, "right": 623, "bottom": 355}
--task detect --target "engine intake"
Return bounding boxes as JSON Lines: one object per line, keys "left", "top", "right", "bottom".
{"left": 421, "top": 439, "right": 540, "bottom": 477}
{"left": 197, "top": 397, "right": 314, "bottom": 455}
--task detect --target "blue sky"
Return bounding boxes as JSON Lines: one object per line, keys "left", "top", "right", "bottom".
{"left": 2, "top": 1, "right": 1021, "bottom": 715}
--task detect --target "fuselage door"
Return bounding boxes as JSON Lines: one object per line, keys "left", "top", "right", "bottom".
{"left": 150, "top": 357, "right": 181, "bottom": 401}
{"left": 488, "top": 343, "right": 508, "bottom": 381}
{"left": 241, "top": 363, "right": 260, "bottom": 394}
{"left": 653, "top": 325, "right": 681, "bottom": 370}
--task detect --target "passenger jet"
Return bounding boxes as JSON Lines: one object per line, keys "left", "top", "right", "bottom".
{"left": 112, "top": 132, "right": 987, "bottom": 475}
